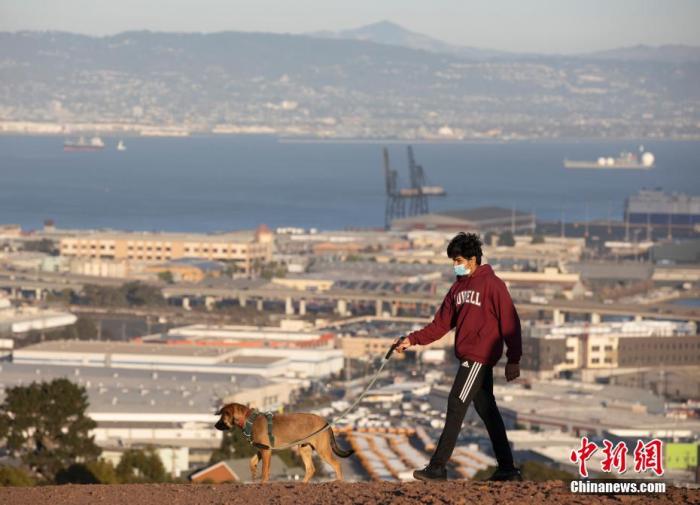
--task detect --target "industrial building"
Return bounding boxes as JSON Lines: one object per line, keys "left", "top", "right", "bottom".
{"left": 13, "top": 320, "right": 344, "bottom": 379}
{"left": 329, "top": 318, "right": 455, "bottom": 360}
{"left": 519, "top": 320, "right": 700, "bottom": 386}
{"left": 0, "top": 362, "right": 296, "bottom": 475}
{"left": 154, "top": 322, "right": 336, "bottom": 349}
{"left": 0, "top": 295, "right": 77, "bottom": 335}
{"left": 390, "top": 206, "right": 535, "bottom": 233}
{"left": 144, "top": 258, "right": 227, "bottom": 282}
{"left": 58, "top": 224, "right": 273, "bottom": 274}
{"left": 136, "top": 323, "right": 344, "bottom": 378}
{"left": 625, "top": 189, "right": 700, "bottom": 227}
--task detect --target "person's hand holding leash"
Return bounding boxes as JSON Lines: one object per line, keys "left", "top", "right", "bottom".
{"left": 393, "top": 336, "right": 412, "bottom": 354}
{"left": 505, "top": 363, "right": 520, "bottom": 382}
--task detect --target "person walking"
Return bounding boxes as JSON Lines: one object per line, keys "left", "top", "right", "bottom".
{"left": 394, "top": 232, "right": 523, "bottom": 481}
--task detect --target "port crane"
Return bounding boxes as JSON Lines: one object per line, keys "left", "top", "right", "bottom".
{"left": 383, "top": 146, "right": 446, "bottom": 229}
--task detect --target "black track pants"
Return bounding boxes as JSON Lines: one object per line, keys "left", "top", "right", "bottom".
{"left": 430, "top": 359, "right": 514, "bottom": 470}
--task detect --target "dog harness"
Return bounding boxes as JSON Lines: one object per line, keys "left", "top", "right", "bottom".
{"left": 242, "top": 408, "right": 275, "bottom": 449}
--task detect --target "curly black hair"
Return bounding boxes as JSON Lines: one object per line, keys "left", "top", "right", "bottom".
{"left": 446, "top": 232, "right": 483, "bottom": 265}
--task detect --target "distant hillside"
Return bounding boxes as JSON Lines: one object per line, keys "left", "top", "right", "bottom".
{"left": 0, "top": 30, "right": 699, "bottom": 140}
{"left": 582, "top": 44, "right": 700, "bottom": 63}
{"left": 309, "top": 20, "right": 511, "bottom": 60}
{"left": 311, "top": 20, "right": 700, "bottom": 63}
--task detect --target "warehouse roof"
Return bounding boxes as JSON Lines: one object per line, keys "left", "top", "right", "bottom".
{"left": 18, "top": 340, "right": 233, "bottom": 357}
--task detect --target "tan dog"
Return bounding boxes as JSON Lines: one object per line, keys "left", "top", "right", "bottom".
{"left": 214, "top": 402, "right": 354, "bottom": 483}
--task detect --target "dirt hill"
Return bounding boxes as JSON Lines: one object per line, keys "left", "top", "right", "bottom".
{"left": 1, "top": 480, "right": 697, "bottom": 505}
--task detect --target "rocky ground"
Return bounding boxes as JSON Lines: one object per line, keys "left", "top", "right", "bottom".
{"left": 1, "top": 480, "right": 697, "bottom": 505}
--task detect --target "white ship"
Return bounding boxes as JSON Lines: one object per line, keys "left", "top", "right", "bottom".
{"left": 564, "top": 146, "right": 655, "bottom": 170}
{"left": 63, "top": 136, "right": 105, "bottom": 152}
{"left": 116, "top": 140, "right": 127, "bottom": 151}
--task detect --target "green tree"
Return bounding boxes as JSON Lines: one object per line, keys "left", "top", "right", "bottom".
{"left": 258, "top": 261, "right": 287, "bottom": 281}
{"left": 55, "top": 459, "right": 118, "bottom": 484}
{"left": 498, "top": 230, "right": 516, "bottom": 247}
{"left": 0, "top": 466, "right": 35, "bottom": 487}
{"left": 86, "top": 459, "right": 118, "bottom": 484}
{"left": 45, "top": 288, "right": 79, "bottom": 306}
{"left": 123, "top": 282, "right": 165, "bottom": 306}
{"left": 55, "top": 463, "right": 99, "bottom": 484}
{"left": 80, "top": 282, "right": 164, "bottom": 307}
{"left": 209, "top": 429, "right": 257, "bottom": 463}
{"left": 82, "top": 284, "right": 125, "bottom": 307}
{"left": 223, "top": 261, "right": 243, "bottom": 277}
{"left": 157, "top": 271, "right": 175, "bottom": 284}
{"left": 116, "top": 448, "right": 167, "bottom": 483}
{"left": 0, "top": 379, "right": 100, "bottom": 481}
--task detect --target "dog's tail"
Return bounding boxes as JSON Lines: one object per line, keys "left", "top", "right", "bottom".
{"left": 329, "top": 428, "right": 355, "bottom": 458}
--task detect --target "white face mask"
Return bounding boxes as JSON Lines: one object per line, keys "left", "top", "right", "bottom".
{"left": 453, "top": 264, "right": 470, "bottom": 276}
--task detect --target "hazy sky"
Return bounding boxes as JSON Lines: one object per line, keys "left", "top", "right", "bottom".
{"left": 1, "top": 0, "right": 699, "bottom": 54}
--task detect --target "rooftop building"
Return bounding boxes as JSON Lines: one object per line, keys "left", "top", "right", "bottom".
{"left": 521, "top": 320, "right": 700, "bottom": 380}
{"left": 150, "top": 322, "right": 335, "bottom": 348}
{"left": 12, "top": 339, "right": 292, "bottom": 376}
{"left": 0, "top": 361, "right": 296, "bottom": 473}
{"left": 58, "top": 225, "right": 273, "bottom": 274}
{"left": 141, "top": 324, "right": 343, "bottom": 378}
{"left": 390, "top": 206, "right": 535, "bottom": 233}
{"left": 0, "top": 362, "right": 291, "bottom": 421}
{"left": 13, "top": 325, "right": 343, "bottom": 379}
{"left": 0, "top": 303, "right": 77, "bottom": 335}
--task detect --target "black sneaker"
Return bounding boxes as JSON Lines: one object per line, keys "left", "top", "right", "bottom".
{"left": 487, "top": 467, "right": 522, "bottom": 481}
{"left": 413, "top": 464, "right": 447, "bottom": 481}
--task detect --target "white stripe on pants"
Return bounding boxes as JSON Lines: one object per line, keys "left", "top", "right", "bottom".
{"left": 458, "top": 362, "right": 482, "bottom": 402}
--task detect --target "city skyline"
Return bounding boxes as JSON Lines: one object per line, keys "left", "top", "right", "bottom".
{"left": 1, "top": 0, "right": 699, "bottom": 54}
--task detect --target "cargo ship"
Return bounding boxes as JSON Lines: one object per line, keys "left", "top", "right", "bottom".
{"left": 625, "top": 189, "right": 700, "bottom": 226}
{"left": 564, "top": 147, "right": 654, "bottom": 170}
{"left": 63, "top": 136, "right": 105, "bottom": 152}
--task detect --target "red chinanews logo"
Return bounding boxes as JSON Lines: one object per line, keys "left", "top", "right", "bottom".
{"left": 569, "top": 437, "right": 664, "bottom": 478}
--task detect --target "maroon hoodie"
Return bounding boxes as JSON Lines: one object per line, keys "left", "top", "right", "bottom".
{"left": 407, "top": 264, "right": 522, "bottom": 366}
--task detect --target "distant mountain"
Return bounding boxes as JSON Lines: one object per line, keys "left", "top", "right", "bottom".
{"left": 308, "top": 20, "right": 511, "bottom": 60}
{"left": 582, "top": 44, "right": 700, "bottom": 63}
{"left": 0, "top": 30, "right": 698, "bottom": 140}
{"left": 312, "top": 21, "right": 700, "bottom": 63}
